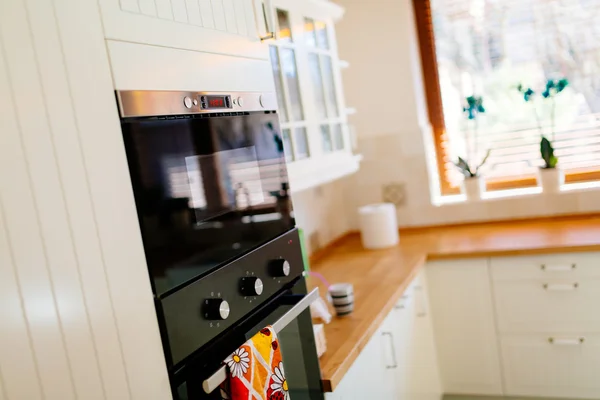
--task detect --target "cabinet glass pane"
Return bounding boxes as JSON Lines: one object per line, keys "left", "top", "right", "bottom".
{"left": 321, "top": 125, "right": 333, "bottom": 153}
{"left": 333, "top": 124, "right": 344, "bottom": 150}
{"left": 276, "top": 9, "right": 292, "bottom": 43}
{"left": 282, "top": 128, "right": 293, "bottom": 162}
{"left": 304, "top": 17, "right": 317, "bottom": 47}
{"left": 321, "top": 56, "right": 339, "bottom": 117}
{"left": 315, "top": 21, "right": 329, "bottom": 49}
{"left": 269, "top": 46, "right": 288, "bottom": 122}
{"left": 309, "top": 53, "right": 327, "bottom": 120}
{"left": 294, "top": 127, "right": 310, "bottom": 160}
{"left": 280, "top": 48, "right": 304, "bottom": 121}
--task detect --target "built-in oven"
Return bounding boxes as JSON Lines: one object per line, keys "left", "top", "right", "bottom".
{"left": 117, "top": 90, "right": 323, "bottom": 399}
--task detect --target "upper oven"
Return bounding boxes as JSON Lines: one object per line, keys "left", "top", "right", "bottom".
{"left": 117, "top": 90, "right": 294, "bottom": 298}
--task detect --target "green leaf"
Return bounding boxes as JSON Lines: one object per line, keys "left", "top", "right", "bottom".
{"left": 475, "top": 149, "right": 491, "bottom": 174}
{"left": 454, "top": 157, "right": 474, "bottom": 177}
{"left": 540, "top": 136, "right": 557, "bottom": 168}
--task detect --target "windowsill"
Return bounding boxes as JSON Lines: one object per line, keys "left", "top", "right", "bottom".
{"left": 433, "top": 180, "right": 600, "bottom": 206}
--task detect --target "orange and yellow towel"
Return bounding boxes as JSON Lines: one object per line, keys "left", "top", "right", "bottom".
{"left": 221, "top": 326, "right": 289, "bottom": 400}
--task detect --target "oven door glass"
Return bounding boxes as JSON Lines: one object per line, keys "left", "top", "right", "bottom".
{"left": 121, "top": 111, "right": 294, "bottom": 296}
{"left": 173, "top": 282, "right": 323, "bottom": 400}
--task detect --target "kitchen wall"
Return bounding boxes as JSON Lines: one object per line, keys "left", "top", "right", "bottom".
{"left": 292, "top": 177, "right": 355, "bottom": 255}
{"left": 335, "top": 0, "right": 600, "bottom": 228}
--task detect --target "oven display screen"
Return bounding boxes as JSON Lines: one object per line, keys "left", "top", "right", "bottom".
{"left": 203, "top": 95, "right": 230, "bottom": 109}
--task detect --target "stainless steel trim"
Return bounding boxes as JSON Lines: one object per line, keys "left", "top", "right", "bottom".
{"left": 116, "top": 90, "right": 278, "bottom": 118}
{"left": 202, "top": 288, "right": 320, "bottom": 394}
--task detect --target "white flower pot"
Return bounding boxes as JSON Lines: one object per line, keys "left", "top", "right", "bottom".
{"left": 538, "top": 168, "right": 564, "bottom": 193}
{"left": 462, "top": 176, "right": 485, "bottom": 201}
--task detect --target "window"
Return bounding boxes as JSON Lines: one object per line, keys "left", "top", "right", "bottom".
{"left": 414, "top": 0, "right": 600, "bottom": 195}
{"left": 269, "top": 6, "right": 348, "bottom": 164}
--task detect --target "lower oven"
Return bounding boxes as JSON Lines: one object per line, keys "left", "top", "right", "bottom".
{"left": 160, "top": 229, "right": 323, "bottom": 400}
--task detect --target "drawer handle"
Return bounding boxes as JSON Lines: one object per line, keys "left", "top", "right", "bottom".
{"left": 394, "top": 294, "right": 409, "bottom": 310}
{"left": 543, "top": 283, "right": 578, "bottom": 290}
{"left": 382, "top": 332, "right": 398, "bottom": 369}
{"left": 541, "top": 264, "right": 576, "bottom": 271}
{"left": 548, "top": 337, "right": 585, "bottom": 345}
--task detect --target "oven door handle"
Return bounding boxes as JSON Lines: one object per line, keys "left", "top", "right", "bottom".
{"left": 202, "top": 287, "right": 320, "bottom": 394}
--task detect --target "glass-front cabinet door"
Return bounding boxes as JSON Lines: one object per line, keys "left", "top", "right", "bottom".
{"left": 265, "top": 0, "right": 358, "bottom": 191}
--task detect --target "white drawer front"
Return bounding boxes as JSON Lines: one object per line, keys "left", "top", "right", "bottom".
{"left": 494, "top": 279, "right": 600, "bottom": 333}
{"left": 491, "top": 253, "right": 600, "bottom": 282}
{"left": 501, "top": 334, "right": 600, "bottom": 399}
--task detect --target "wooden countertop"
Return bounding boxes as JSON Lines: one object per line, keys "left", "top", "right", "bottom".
{"left": 308, "top": 216, "right": 600, "bottom": 392}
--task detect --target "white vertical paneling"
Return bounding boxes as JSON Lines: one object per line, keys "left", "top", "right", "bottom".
{"left": 0, "top": 1, "right": 76, "bottom": 399}
{"left": 139, "top": 0, "right": 158, "bottom": 16}
{"left": 223, "top": 0, "right": 238, "bottom": 33}
{"left": 185, "top": 0, "right": 202, "bottom": 25}
{"left": 199, "top": 0, "right": 215, "bottom": 28}
{"left": 52, "top": 0, "right": 172, "bottom": 398}
{"left": 119, "top": 0, "right": 140, "bottom": 12}
{"left": 244, "top": 0, "right": 258, "bottom": 39}
{"left": 171, "top": 0, "right": 188, "bottom": 22}
{"left": 155, "top": 0, "right": 174, "bottom": 20}
{"left": 23, "top": 0, "right": 107, "bottom": 398}
{"left": 0, "top": 40, "right": 44, "bottom": 400}
{"left": 211, "top": 0, "right": 227, "bottom": 30}
{"left": 233, "top": 0, "right": 247, "bottom": 36}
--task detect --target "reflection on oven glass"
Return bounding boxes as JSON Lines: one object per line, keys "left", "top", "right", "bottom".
{"left": 122, "top": 111, "right": 296, "bottom": 295}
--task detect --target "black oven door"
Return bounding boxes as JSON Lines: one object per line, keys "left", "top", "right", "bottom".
{"left": 170, "top": 280, "right": 323, "bottom": 400}
{"left": 121, "top": 110, "right": 294, "bottom": 297}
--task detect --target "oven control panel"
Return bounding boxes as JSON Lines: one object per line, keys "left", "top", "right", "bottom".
{"left": 159, "top": 229, "right": 304, "bottom": 367}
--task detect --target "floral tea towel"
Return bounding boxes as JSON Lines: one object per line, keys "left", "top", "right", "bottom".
{"left": 222, "top": 326, "right": 290, "bottom": 400}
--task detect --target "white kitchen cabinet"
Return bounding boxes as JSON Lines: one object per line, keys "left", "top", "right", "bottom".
{"left": 326, "top": 272, "right": 442, "bottom": 400}
{"left": 325, "top": 311, "right": 400, "bottom": 399}
{"left": 404, "top": 272, "right": 443, "bottom": 400}
{"left": 98, "top": 0, "right": 270, "bottom": 60}
{"left": 426, "top": 259, "right": 504, "bottom": 396}
{"left": 269, "top": 0, "right": 361, "bottom": 192}
{"left": 500, "top": 334, "right": 600, "bottom": 399}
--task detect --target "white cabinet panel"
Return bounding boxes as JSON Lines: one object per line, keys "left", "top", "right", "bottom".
{"left": 501, "top": 334, "right": 600, "bottom": 399}
{"left": 223, "top": 0, "right": 238, "bottom": 33}
{"left": 491, "top": 253, "right": 600, "bottom": 281}
{"left": 233, "top": 0, "right": 248, "bottom": 35}
{"left": 172, "top": 0, "right": 189, "bottom": 22}
{"left": 494, "top": 278, "right": 600, "bottom": 333}
{"left": 406, "top": 272, "right": 443, "bottom": 400}
{"left": 199, "top": 0, "right": 216, "bottom": 28}
{"left": 155, "top": 0, "right": 174, "bottom": 19}
{"left": 426, "top": 259, "right": 503, "bottom": 396}
{"left": 107, "top": 40, "right": 275, "bottom": 92}
{"left": 98, "top": 0, "right": 269, "bottom": 60}
{"left": 186, "top": 0, "right": 202, "bottom": 25}
{"left": 211, "top": 0, "right": 227, "bottom": 30}
{"left": 139, "top": 0, "right": 158, "bottom": 16}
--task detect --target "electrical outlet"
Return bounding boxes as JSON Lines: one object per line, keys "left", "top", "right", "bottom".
{"left": 382, "top": 183, "right": 407, "bottom": 207}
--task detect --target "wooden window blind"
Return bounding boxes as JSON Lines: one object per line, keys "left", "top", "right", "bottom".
{"left": 413, "top": 0, "right": 600, "bottom": 195}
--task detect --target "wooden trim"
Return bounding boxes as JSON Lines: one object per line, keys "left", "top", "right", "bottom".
{"left": 412, "top": 0, "right": 452, "bottom": 195}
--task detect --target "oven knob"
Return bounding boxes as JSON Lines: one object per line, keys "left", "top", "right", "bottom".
{"left": 240, "top": 277, "right": 263, "bottom": 296}
{"left": 259, "top": 95, "right": 265, "bottom": 108}
{"left": 237, "top": 97, "right": 244, "bottom": 107}
{"left": 269, "top": 259, "right": 290, "bottom": 277}
{"left": 183, "top": 96, "right": 193, "bottom": 108}
{"left": 203, "top": 299, "right": 230, "bottom": 320}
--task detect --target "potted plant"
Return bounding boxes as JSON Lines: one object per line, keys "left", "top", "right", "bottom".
{"left": 517, "top": 78, "right": 568, "bottom": 193}
{"left": 454, "top": 95, "right": 491, "bottom": 201}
